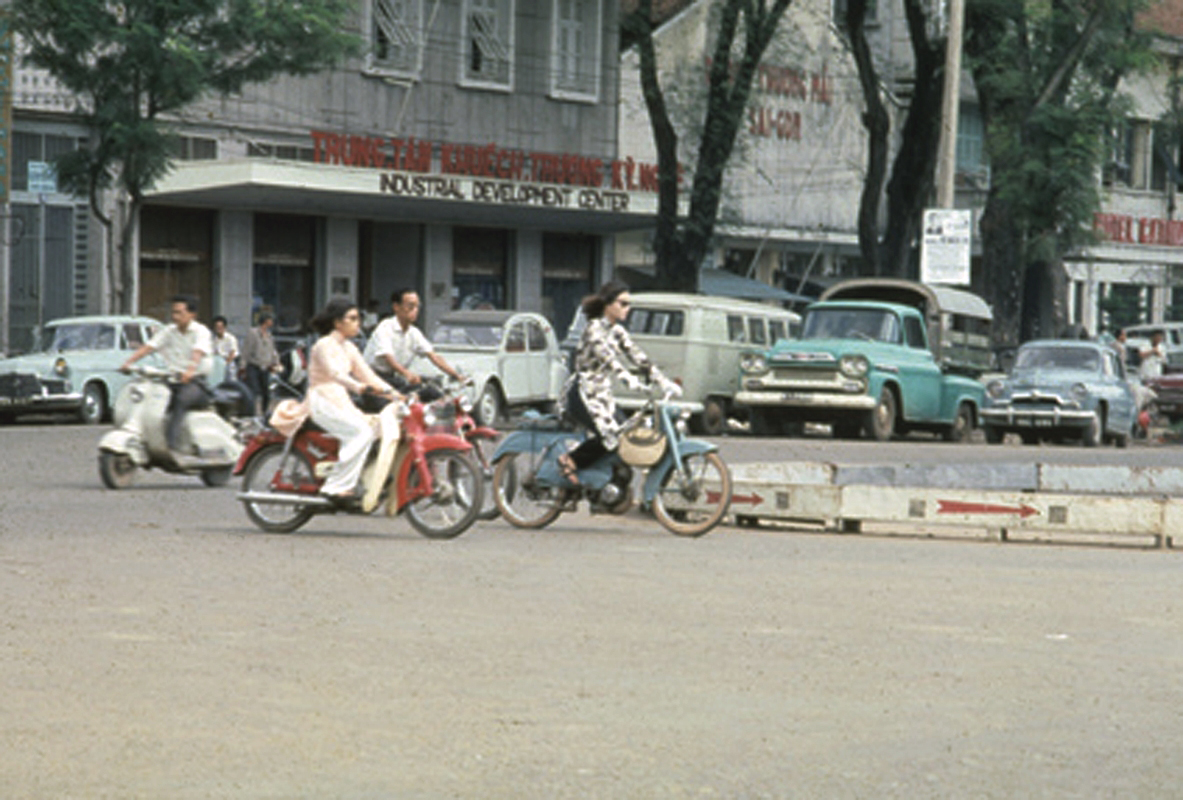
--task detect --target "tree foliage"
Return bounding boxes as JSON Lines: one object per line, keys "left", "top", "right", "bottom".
{"left": 964, "top": 0, "right": 1154, "bottom": 344}
{"left": 11, "top": 0, "right": 359, "bottom": 311}
{"left": 624, "top": 0, "right": 793, "bottom": 292}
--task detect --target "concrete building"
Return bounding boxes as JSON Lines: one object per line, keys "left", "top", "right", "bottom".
{"left": 1, "top": 0, "right": 658, "bottom": 352}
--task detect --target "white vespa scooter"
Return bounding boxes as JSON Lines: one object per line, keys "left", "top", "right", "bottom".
{"left": 98, "top": 365, "right": 247, "bottom": 489}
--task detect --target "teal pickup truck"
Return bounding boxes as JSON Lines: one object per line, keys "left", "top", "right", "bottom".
{"left": 735, "top": 279, "right": 992, "bottom": 441}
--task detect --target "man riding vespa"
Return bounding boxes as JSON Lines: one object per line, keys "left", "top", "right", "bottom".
{"left": 120, "top": 294, "right": 214, "bottom": 463}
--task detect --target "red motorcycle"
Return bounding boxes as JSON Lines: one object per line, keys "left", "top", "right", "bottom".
{"left": 419, "top": 377, "right": 500, "bottom": 520}
{"left": 234, "top": 394, "right": 483, "bottom": 538}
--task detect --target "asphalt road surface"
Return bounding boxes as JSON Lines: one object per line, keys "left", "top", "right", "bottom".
{"left": 3, "top": 424, "right": 1183, "bottom": 798}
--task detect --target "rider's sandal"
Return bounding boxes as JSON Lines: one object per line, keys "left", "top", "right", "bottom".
{"left": 326, "top": 492, "right": 361, "bottom": 511}
{"left": 558, "top": 453, "right": 580, "bottom": 486}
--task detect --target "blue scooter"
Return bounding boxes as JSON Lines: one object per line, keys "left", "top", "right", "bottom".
{"left": 490, "top": 388, "right": 732, "bottom": 536}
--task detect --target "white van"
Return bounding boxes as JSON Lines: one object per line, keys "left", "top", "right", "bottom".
{"left": 586, "top": 293, "right": 800, "bottom": 434}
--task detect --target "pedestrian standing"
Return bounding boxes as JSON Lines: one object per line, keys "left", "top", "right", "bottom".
{"left": 241, "top": 312, "right": 281, "bottom": 414}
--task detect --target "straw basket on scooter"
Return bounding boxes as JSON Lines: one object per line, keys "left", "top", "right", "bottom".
{"left": 618, "top": 415, "right": 667, "bottom": 467}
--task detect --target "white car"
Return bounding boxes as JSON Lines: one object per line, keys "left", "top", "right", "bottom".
{"left": 425, "top": 310, "right": 568, "bottom": 425}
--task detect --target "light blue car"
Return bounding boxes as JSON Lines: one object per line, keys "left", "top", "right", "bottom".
{"left": 980, "top": 339, "right": 1136, "bottom": 447}
{"left": 0, "top": 315, "right": 164, "bottom": 424}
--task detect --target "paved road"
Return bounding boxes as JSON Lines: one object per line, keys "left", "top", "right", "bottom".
{"left": 3, "top": 424, "right": 1183, "bottom": 798}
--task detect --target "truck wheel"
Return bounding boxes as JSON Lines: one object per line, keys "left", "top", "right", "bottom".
{"left": 864, "top": 387, "right": 896, "bottom": 441}
{"left": 943, "top": 402, "right": 975, "bottom": 443}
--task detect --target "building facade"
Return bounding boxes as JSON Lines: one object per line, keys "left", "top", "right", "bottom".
{"left": 1, "top": 0, "right": 661, "bottom": 352}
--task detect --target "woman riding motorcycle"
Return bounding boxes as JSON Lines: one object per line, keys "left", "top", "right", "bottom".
{"left": 558, "top": 281, "right": 678, "bottom": 482}
{"left": 270, "top": 298, "right": 401, "bottom": 506}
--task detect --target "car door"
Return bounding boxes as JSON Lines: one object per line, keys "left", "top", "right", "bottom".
{"left": 896, "top": 314, "right": 943, "bottom": 421}
{"left": 1102, "top": 349, "right": 1136, "bottom": 432}
{"left": 525, "top": 318, "right": 551, "bottom": 399}
{"left": 499, "top": 319, "right": 532, "bottom": 403}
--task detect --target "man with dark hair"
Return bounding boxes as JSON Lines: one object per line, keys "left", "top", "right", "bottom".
{"left": 363, "top": 288, "right": 463, "bottom": 397}
{"left": 210, "top": 314, "right": 239, "bottom": 373}
{"left": 241, "top": 311, "right": 281, "bottom": 414}
{"left": 120, "top": 294, "right": 213, "bottom": 460}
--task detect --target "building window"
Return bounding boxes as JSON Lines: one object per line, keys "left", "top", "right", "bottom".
{"left": 246, "top": 141, "right": 317, "bottom": 162}
{"left": 171, "top": 137, "right": 217, "bottom": 161}
{"left": 461, "top": 0, "right": 513, "bottom": 90}
{"left": 1106, "top": 121, "right": 1153, "bottom": 190}
{"left": 551, "top": 0, "right": 600, "bottom": 102}
{"left": 453, "top": 227, "right": 508, "bottom": 309}
{"left": 367, "top": 0, "right": 423, "bottom": 78}
{"left": 955, "top": 104, "right": 985, "bottom": 179}
{"left": 253, "top": 214, "right": 316, "bottom": 335}
{"left": 1151, "top": 123, "right": 1181, "bottom": 192}
{"left": 11, "top": 132, "right": 81, "bottom": 193}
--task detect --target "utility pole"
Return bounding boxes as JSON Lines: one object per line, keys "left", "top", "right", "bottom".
{"left": 935, "top": 0, "right": 965, "bottom": 208}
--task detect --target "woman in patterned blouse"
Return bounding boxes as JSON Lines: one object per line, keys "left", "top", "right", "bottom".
{"left": 558, "top": 281, "right": 674, "bottom": 482}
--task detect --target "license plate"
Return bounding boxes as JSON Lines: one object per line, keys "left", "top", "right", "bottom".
{"left": 1033, "top": 419, "right": 1053, "bottom": 427}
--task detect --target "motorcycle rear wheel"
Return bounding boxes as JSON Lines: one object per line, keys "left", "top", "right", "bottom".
{"left": 651, "top": 451, "right": 732, "bottom": 537}
{"left": 404, "top": 448, "right": 483, "bottom": 539}
{"left": 492, "top": 451, "right": 564, "bottom": 529}
{"left": 241, "top": 444, "right": 316, "bottom": 533}
{"left": 99, "top": 451, "right": 137, "bottom": 489}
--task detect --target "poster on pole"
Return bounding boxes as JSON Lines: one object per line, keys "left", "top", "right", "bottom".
{"left": 920, "top": 208, "right": 972, "bottom": 285}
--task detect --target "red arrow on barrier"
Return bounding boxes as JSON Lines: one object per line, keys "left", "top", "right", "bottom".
{"left": 707, "top": 490, "right": 763, "bottom": 506}
{"left": 937, "top": 499, "right": 1040, "bottom": 518}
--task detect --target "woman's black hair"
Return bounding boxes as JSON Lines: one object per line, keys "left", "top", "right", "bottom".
{"left": 581, "top": 280, "right": 630, "bottom": 320}
{"left": 310, "top": 297, "right": 358, "bottom": 336}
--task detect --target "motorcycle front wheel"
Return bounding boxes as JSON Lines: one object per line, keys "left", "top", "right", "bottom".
{"left": 651, "top": 451, "right": 732, "bottom": 537}
{"left": 491, "top": 451, "right": 564, "bottom": 529}
{"left": 469, "top": 433, "right": 501, "bottom": 521}
{"left": 240, "top": 444, "right": 316, "bottom": 533}
{"left": 99, "top": 451, "right": 137, "bottom": 489}
{"left": 404, "top": 448, "right": 483, "bottom": 539}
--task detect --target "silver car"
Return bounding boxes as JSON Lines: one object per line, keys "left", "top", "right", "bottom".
{"left": 0, "top": 315, "right": 164, "bottom": 424}
{"left": 980, "top": 340, "right": 1136, "bottom": 447}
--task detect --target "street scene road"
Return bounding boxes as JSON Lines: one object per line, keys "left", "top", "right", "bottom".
{"left": 3, "top": 423, "right": 1183, "bottom": 798}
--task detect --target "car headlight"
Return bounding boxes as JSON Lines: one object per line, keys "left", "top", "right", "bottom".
{"left": 986, "top": 380, "right": 1007, "bottom": 399}
{"left": 53, "top": 357, "right": 68, "bottom": 376}
{"left": 740, "top": 353, "right": 767, "bottom": 374}
{"left": 839, "top": 354, "right": 869, "bottom": 378}
{"left": 1071, "top": 382, "right": 1090, "bottom": 401}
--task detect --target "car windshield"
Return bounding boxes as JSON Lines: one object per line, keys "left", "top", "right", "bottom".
{"left": 432, "top": 323, "right": 503, "bottom": 347}
{"left": 38, "top": 323, "right": 117, "bottom": 352}
{"left": 801, "top": 308, "right": 901, "bottom": 344}
{"left": 1014, "top": 346, "right": 1100, "bottom": 372}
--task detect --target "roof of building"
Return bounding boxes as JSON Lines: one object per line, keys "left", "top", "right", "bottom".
{"left": 1139, "top": 0, "right": 1183, "bottom": 39}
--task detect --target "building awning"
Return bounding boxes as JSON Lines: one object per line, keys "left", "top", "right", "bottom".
{"left": 146, "top": 159, "right": 660, "bottom": 234}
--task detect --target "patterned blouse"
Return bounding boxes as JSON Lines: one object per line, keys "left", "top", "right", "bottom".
{"left": 562, "top": 316, "right": 662, "bottom": 449}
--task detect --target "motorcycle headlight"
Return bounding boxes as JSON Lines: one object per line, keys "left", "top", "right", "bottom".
{"left": 459, "top": 395, "right": 474, "bottom": 413}
{"left": 53, "top": 357, "right": 68, "bottom": 376}
{"left": 986, "top": 380, "right": 1007, "bottom": 399}
{"left": 423, "top": 407, "right": 438, "bottom": 427}
{"left": 839, "top": 354, "right": 869, "bottom": 378}
{"left": 740, "top": 353, "right": 767, "bottom": 374}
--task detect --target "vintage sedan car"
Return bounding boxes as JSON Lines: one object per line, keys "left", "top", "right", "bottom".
{"left": 0, "top": 315, "right": 164, "bottom": 424}
{"left": 1144, "top": 372, "right": 1183, "bottom": 424}
{"left": 980, "top": 340, "right": 1136, "bottom": 447}
{"left": 424, "top": 310, "right": 568, "bottom": 425}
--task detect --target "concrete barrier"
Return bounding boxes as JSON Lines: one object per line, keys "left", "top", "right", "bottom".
{"left": 730, "top": 461, "right": 1183, "bottom": 548}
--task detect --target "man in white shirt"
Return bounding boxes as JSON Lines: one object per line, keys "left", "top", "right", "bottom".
{"left": 121, "top": 294, "right": 213, "bottom": 457}
{"left": 363, "top": 289, "right": 463, "bottom": 398}
{"left": 1139, "top": 330, "right": 1167, "bottom": 381}
{"left": 211, "top": 315, "right": 239, "bottom": 374}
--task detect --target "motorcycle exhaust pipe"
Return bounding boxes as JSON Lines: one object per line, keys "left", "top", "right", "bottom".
{"left": 236, "top": 491, "right": 334, "bottom": 508}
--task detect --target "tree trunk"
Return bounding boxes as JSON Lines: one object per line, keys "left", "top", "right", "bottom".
{"left": 118, "top": 198, "right": 141, "bottom": 314}
{"left": 979, "top": 189, "right": 1025, "bottom": 347}
{"left": 846, "top": 0, "right": 889, "bottom": 276}
{"left": 881, "top": 0, "right": 944, "bottom": 279}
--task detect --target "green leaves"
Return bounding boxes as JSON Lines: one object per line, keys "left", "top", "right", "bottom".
{"left": 10, "top": 0, "right": 359, "bottom": 198}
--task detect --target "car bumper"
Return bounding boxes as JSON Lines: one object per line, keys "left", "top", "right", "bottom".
{"left": 735, "top": 390, "right": 877, "bottom": 410}
{"left": 0, "top": 373, "right": 81, "bottom": 414}
{"left": 979, "top": 407, "right": 1094, "bottom": 429}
